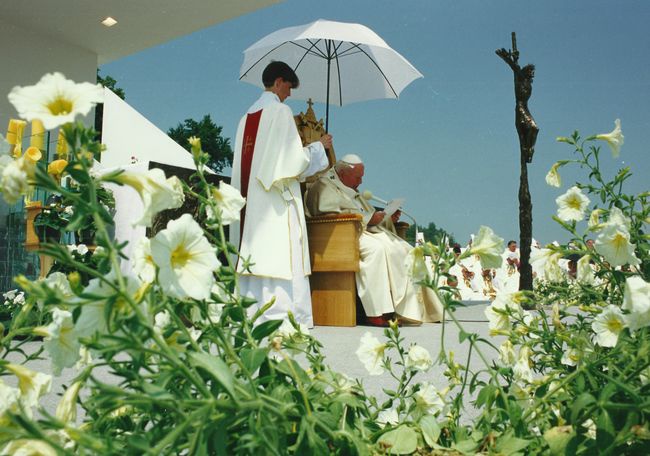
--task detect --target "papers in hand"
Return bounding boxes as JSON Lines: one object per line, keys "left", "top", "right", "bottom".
{"left": 383, "top": 198, "right": 405, "bottom": 218}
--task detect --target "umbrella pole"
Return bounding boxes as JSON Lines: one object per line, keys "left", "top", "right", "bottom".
{"left": 325, "top": 40, "right": 332, "bottom": 133}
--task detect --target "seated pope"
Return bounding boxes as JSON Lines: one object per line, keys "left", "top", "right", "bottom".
{"left": 304, "top": 154, "right": 443, "bottom": 326}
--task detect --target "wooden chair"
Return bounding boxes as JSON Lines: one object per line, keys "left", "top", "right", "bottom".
{"left": 296, "top": 101, "right": 361, "bottom": 326}
{"left": 296, "top": 101, "right": 409, "bottom": 326}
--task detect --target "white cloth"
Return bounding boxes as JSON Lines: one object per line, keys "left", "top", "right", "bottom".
{"left": 230, "top": 91, "right": 327, "bottom": 327}
{"left": 305, "top": 168, "right": 442, "bottom": 322}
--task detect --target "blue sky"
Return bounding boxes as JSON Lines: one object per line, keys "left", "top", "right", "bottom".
{"left": 102, "top": 0, "right": 650, "bottom": 245}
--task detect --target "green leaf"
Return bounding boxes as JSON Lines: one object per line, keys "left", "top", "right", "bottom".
{"left": 240, "top": 347, "right": 268, "bottom": 373}
{"left": 251, "top": 319, "right": 283, "bottom": 341}
{"left": 419, "top": 416, "right": 441, "bottom": 447}
{"left": 495, "top": 432, "right": 531, "bottom": 455}
{"left": 571, "top": 392, "right": 596, "bottom": 423}
{"left": 189, "top": 352, "right": 235, "bottom": 397}
{"left": 596, "top": 410, "right": 615, "bottom": 449}
{"left": 452, "top": 439, "right": 479, "bottom": 453}
{"left": 378, "top": 425, "right": 418, "bottom": 454}
{"left": 458, "top": 329, "right": 471, "bottom": 343}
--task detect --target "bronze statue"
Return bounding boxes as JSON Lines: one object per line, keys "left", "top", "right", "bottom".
{"left": 496, "top": 33, "right": 538, "bottom": 291}
{"left": 496, "top": 36, "right": 539, "bottom": 163}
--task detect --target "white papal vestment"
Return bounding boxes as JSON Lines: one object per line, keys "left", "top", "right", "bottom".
{"left": 304, "top": 168, "right": 443, "bottom": 322}
{"left": 230, "top": 92, "right": 327, "bottom": 327}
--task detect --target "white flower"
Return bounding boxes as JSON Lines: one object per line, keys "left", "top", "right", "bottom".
{"left": 55, "top": 380, "right": 82, "bottom": 423}
{"left": 43, "top": 271, "right": 73, "bottom": 298}
{"left": 207, "top": 181, "right": 246, "bottom": 226}
{"left": 545, "top": 162, "right": 562, "bottom": 187}
{"left": 0, "top": 156, "right": 31, "bottom": 205}
{"left": 595, "top": 119, "right": 624, "bottom": 158}
{"left": 469, "top": 226, "right": 504, "bottom": 269}
{"left": 499, "top": 340, "right": 516, "bottom": 366}
{"left": 561, "top": 346, "right": 579, "bottom": 367}
{"left": 1, "top": 439, "right": 57, "bottom": 456}
{"left": 190, "top": 303, "right": 224, "bottom": 326}
{"left": 133, "top": 237, "right": 156, "bottom": 283}
{"left": 413, "top": 382, "right": 445, "bottom": 414}
{"left": 485, "top": 293, "right": 521, "bottom": 334}
{"left": 75, "top": 346, "right": 93, "bottom": 370}
{"left": 276, "top": 319, "right": 309, "bottom": 339}
{"left": 150, "top": 214, "right": 220, "bottom": 300}
{"left": 595, "top": 210, "right": 640, "bottom": 267}
{"left": 5, "top": 364, "right": 52, "bottom": 410}
{"left": 377, "top": 409, "right": 399, "bottom": 427}
{"left": 355, "top": 332, "right": 386, "bottom": 376}
{"left": 93, "top": 245, "right": 105, "bottom": 256}
{"left": 76, "top": 244, "right": 88, "bottom": 255}
{"left": 622, "top": 276, "right": 650, "bottom": 331}
{"left": 405, "top": 345, "right": 433, "bottom": 372}
{"left": 576, "top": 255, "right": 596, "bottom": 285}
{"left": 405, "top": 246, "right": 429, "bottom": 283}
{"left": 0, "top": 380, "right": 21, "bottom": 416}
{"left": 187, "top": 327, "right": 202, "bottom": 342}
{"left": 582, "top": 418, "right": 597, "bottom": 440}
{"left": 555, "top": 186, "right": 590, "bottom": 222}
{"left": 154, "top": 310, "right": 171, "bottom": 332}
{"left": 2, "top": 289, "right": 17, "bottom": 301}
{"left": 42, "top": 308, "right": 79, "bottom": 375}
{"left": 530, "top": 249, "right": 565, "bottom": 282}
{"left": 588, "top": 209, "right": 602, "bottom": 229}
{"left": 513, "top": 346, "right": 533, "bottom": 383}
{"left": 8, "top": 72, "right": 104, "bottom": 129}
{"left": 592, "top": 305, "right": 626, "bottom": 347}
{"left": 73, "top": 270, "right": 141, "bottom": 339}
{"left": 110, "top": 168, "right": 184, "bottom": 227}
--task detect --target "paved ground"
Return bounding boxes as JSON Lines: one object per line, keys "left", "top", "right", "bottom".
{"left": 5, "top": 301, "right": 497, "bottom": 420}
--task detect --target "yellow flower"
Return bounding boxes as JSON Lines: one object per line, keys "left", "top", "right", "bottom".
{"left": 23, "top": 146, "right": 42, "bottom": 163}
{"left": 8, "top": 72, "right": 104, "bottom": 129}
{"left": 47, "top": 159, "right": 68, "bottom": 178}
{"left": 595, "top": 118, "right": 624, "bottom": 158}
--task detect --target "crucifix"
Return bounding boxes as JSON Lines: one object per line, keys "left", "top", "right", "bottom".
{"left": 496, "top": 32, "right": 539, "bottom": 291}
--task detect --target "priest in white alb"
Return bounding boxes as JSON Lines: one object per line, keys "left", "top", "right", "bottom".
{"left": 304, "top": 154, "right": 443, "bottom": 326}
{"left": 230, "top": 61, "right": 332, "bottom": 327}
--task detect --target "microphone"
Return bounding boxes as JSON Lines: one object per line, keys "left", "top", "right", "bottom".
{"left": 361, "top": 190, "right": 421, "bottom": 244}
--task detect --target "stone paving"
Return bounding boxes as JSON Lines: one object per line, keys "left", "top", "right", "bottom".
{"left": 5, "top": 301, "right": 497, "bottom": 421}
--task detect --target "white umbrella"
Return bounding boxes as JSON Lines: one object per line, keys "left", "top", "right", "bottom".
{"left": 239, "top": 19, "right": 423, "bottom": 130}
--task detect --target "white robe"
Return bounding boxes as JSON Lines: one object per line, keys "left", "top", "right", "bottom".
{"left": 230, "top": 92, "right": 327, "bottom": 327}
{"left": 304, "top": 168, "right": 443, "bottom": 322}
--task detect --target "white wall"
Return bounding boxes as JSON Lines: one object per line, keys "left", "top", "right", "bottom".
{"left": 0, "top": 17, "right": 98, "bottom": 222}
{"left": 0, "top": 17, "right": 98, "bottom": 138}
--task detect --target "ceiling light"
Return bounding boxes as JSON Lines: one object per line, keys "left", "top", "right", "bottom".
{"left": 101, "top": 17, "right": 118, "bottom": 27}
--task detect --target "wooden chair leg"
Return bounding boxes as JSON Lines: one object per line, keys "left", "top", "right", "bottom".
{"left": 310, "top": 272, "right": 356, "bottom": 327}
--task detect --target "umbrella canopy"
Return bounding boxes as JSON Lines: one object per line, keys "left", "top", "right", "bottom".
{"left": 239, "top": 19, "right": 423, "bottom": 129}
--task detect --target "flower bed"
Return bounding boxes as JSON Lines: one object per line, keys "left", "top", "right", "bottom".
{"left": 0, "top": 74, "right": 648, "bottom": 455}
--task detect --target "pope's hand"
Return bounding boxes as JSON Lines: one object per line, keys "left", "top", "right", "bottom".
{"left": 319, "top": 134, "right": 333, "bottom": 149}
{"left": 391, "top": 210, "right": 401, "bottom": 224}
{"left": 369, "top": 211, "right": 385, "bottom": 226}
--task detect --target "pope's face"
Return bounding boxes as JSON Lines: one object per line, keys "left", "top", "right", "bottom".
{"left": 508, "top": 243, "right": 517, "bottom": 252}
{"left": 340, "top": 164, "right": 364, "bottom": 190}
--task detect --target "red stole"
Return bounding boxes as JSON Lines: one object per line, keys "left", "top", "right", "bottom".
{"left": 238, "top": 109, "right": 263, "bottom": 242}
